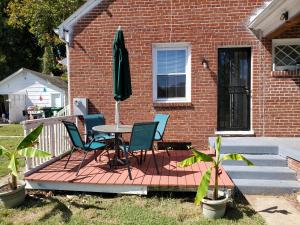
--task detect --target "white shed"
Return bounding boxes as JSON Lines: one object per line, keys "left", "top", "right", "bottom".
{"left": 0, "top": 68, "right": 68, "bottom": 123}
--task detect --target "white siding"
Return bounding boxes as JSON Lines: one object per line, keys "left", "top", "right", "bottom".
{"left": 0, "top": 70, "right": 65, "bottom": 108}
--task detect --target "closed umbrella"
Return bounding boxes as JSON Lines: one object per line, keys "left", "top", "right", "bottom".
{"left": 113, "top": 27, "right": 132, "bottom": 127}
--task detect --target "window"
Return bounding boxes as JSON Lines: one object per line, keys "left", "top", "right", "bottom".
{"left": 153, "top": 43, "right": 191, "bottom": 103}
{"left": 272, "top": 39, "right": 300, "bottom": 71}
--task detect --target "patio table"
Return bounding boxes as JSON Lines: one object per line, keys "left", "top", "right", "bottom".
{"left": 92, "top": 124, "right": 133, "bottom": 166}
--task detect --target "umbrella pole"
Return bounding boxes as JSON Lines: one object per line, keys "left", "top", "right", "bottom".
{"left": 115, "top": 101, "right": 120, "bottom": 128}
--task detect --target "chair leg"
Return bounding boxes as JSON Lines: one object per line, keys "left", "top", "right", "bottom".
{"left": 151, "top": 148, "right": 159, "bottom": 175}
{"left": 93, "top": 150, "right": 98, "bottom": 162}
{"left": 124, "top": 150, "right": 132, "bottom": 180}
{"left": 140, "top": 150, "right": 143, "bottom": 165}
{"left": 64, "top": 147, "right": 74, "bottom": 169}
{"left": 76, "top": 151, "right": 88, "bottom": 176}
{"left": 162, "top": 139, "right": 170, "bottom": 157}
{"left": 143, "top": 149, "right": 147, "bottom": 162}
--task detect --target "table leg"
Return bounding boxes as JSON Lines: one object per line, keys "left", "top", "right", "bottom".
{"left": 109, "top": 133, "right": 125, "bottom": 167}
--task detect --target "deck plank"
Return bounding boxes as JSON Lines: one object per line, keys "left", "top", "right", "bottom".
{"left": 25, "top": 150, "right": 234, "bottom": 192}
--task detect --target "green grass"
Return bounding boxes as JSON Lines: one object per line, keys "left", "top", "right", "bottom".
{"left": 0, "top": 192, "right": 265, "bottom": 225}
{"left": 0, "top": 124, "right": 23, "bottom": 136}
{"left": 0, "top": 137, "right": 24, "bottom": 177}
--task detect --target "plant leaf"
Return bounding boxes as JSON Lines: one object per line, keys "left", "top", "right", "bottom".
{"left": 215, "top": 136, "right": 221, "bottom": 163}
{"left": 17, "top": 123, "right": 43, "bottom": 150}
{"left": 178, "top": 149, "right": 213, "bottom": 167}
{"left": 195, "top": 168, "right": 212, "bottom": 205}
{"left": 18, "top": 147, "right": 51, "bottom": 158}
{"left": 8, "top": 153, "right": 18, "bottom": 177}
{"left": 222, "top": 153, "right": 254, "bottom": 166}
{"left": 0, "top": 145, "right": 12, "bottom": 159}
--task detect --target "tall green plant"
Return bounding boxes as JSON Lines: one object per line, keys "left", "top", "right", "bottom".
{"left": 178, "top": 136, "right": 253, "bottom": 205}
{"left": 0, "top": 124, "right": 51, "bottom": 190}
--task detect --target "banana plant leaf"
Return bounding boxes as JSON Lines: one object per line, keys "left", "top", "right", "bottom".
{"left": 17, "top": 124, "right": 43, "bottom": 150}
{"left": 195, "top": 168, "right": 212, "bottom": 205}
{"left": 0, "top": 145, "right": 12, "bottom": 159}
{"left": 8, "top": 154, "right": 18, "bottom": 177}
{"left": 178, "top": 149, "right": 213, "bottom": 167}
{"left": 222, "top": 153, "right": 254, "bottom": 166}
{"left": 18, "top": 147, "right": 51, "bottom": 158}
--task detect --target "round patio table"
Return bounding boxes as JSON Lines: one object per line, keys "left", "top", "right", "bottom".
{"left": 92, "top": 124, "right": 133, "bottom": 166}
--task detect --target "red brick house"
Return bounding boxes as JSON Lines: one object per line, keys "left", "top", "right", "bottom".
{"left": 55, "top": 0, "right": 300, "bottom": 148}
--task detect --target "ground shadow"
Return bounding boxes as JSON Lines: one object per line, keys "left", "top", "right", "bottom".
{"left": 259, "top": 206, "right": 291, "bottom": 215}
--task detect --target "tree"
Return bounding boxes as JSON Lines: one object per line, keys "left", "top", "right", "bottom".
{"left": 0, "top": 0, "right": 42, "bottom": 80}
{"left": 7, "top": 0, "right": 84, "bottom": 75}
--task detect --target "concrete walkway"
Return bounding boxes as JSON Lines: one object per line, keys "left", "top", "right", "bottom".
{"left": 246, "top": 195, "right": 300, "bottom": 225}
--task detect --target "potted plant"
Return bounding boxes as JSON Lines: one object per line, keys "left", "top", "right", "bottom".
{"left": 0, "top": 124, "right": 51, "bottom": 208}
{"left": 178, "top": 136, "right": 253, "bottom": 219}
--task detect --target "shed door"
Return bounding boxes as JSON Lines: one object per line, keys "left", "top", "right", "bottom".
{"left": 217, "top": 48, "right": 251, "bottom": 131}
{"left": 51, "top": 94, "right": 61, "bottom": 107}
{"left": 8, "top": 94, "right": 26, "bottom": 123}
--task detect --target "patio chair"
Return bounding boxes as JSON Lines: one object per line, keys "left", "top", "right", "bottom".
{"left": 120, "top": 122, "right": 159, "bottom": 180}
{"left": 83, "top": 114, "right": 114, "bottom": 143}
{"left": 154, "top": 114, "right": 170, "bottom": 156}
{"left": 62, "top": 120, "right": 109, "bottom": 176}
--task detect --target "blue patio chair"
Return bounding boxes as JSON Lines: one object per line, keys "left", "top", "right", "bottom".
{"left": 62, "top": 120, "right": 109, "bottom": 176}
{"left": 120, "top": 122, "right": 159, "bottom": 180}
{"left": 83, "top": 114, "right": 114, "bottom": 143}
{"left": 154, "top": 114, "right": 170, "bottom": 156}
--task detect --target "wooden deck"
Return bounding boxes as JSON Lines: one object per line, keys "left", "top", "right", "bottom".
{"left": 25, "top": 150, "right": 234, "bottom": 195}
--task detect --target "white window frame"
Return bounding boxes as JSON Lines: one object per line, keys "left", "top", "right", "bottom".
{"left": 272, "top": 38, "right": 300, "bottom": 71}
{"left": 152, "top": 43, "right": 191, "bottom": 103}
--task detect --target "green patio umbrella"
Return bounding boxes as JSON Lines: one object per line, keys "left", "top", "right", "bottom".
{"left": 113, "top": 27, "right": 132, "bottom": 126}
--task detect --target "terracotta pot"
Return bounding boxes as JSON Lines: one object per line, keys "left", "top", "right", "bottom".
{"left": 0, "top": 181, "right": 26, "bottom": 208}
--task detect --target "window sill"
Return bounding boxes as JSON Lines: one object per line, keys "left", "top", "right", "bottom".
{"left": 153, "top": 102, "right": 193, "bottom": 108}
{"left": 271, "top": 70, "right": 300, "bottom": 78}
{"left": 215, "top": 130, "right": 255, "bottom": 136}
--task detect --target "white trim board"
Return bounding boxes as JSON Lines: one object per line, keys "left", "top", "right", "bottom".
{"left": 26, "top": 181, "right": 148, "bottom": 195}
{"left": 249, "top": 0, "right": 300, "bottom": 37}
{"left": 215, "top": 130, "right": 255, "bottom": 136}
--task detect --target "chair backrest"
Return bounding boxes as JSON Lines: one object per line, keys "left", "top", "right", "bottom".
{"left": 62, "top": 120, "right": 84, "bottom": 149}
{"left": 83, "top": 114, "right": 105, "bottom": 132}
{"left": 128, "top": 122, "right": 159, "bottom": 151}
{"left": 154, "top": 114, "right": 170, "bottom": 141}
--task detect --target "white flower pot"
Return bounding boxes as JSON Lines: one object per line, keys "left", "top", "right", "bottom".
{"left": 0, "top": 181, "right": 26, "bottom": 208}
{"left": 202, "top": 190, "right": 229, "bottom": 219}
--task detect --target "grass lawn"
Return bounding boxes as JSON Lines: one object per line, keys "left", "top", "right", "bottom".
{"left": 0, "top": 192, "right": 266, "bottom": 225}
{"left": 0, "top": 124, "right": 23, "bottom": 137}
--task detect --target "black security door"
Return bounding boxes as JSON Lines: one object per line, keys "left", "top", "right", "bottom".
{"left": 217, "top": 48, "right": 251, "bottom": 131}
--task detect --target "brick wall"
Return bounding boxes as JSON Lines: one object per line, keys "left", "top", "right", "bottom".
{"left": 68, "top": 0, "right": 300, "bottom": 148}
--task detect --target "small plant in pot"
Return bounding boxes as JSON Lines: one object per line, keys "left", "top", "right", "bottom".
{"left": 0, "top": 124, "right": 51, "bottom": 208}
{"left": 178, "top": 136, "right": 253, "bottom": 219}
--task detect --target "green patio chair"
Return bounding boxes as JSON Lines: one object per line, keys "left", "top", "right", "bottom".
{"left": 120, "top": 122, "right": 159, "bottom": 180}
{"left": 62, "top": 120, "right": 109, "bottom": 176}
{"left": 83, "top": 114, "right": 114, "bottom": 143}
{"left": 154, "top": 114, "right": 170, "bottom": 156}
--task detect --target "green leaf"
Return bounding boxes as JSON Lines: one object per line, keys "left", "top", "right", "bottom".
{"left": 0, "top": 145, "right": 12, "bottom": 159}
{"left": 8, "top": 153, "right": 18, "bottom": 177}
{"left": 178, "top": 149, "right": 213, "bottom": 167}
{"left": 17, "top": 123, "right": 43, "bottom": 150}
{"left": 215, "top": 136, "right": 222, "bottom": 163}
{"left": 195, "top": 168, "right": 212, "bottom": 205}
{"left": 18, "top": 147, "right": 51, "bottom": 158}
{"left": 222, "top": 153, "right": 254, "bottom": 166}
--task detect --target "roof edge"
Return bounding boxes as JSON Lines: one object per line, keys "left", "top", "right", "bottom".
{"left": 56, "top": 0, "right": 103, "bottom": 44}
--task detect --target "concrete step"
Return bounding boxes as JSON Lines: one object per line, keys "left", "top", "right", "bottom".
{"left": 221, "top": 154, "right": 287, "bottom": 167}
{"left": 223, "top": 165, "right": 296, "bottom": 180}
{"left": 209, "top": 137, "right": 279, "bottom": 154}
{"left": 233, "top": 179, "right": 300, "bottom": 194}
